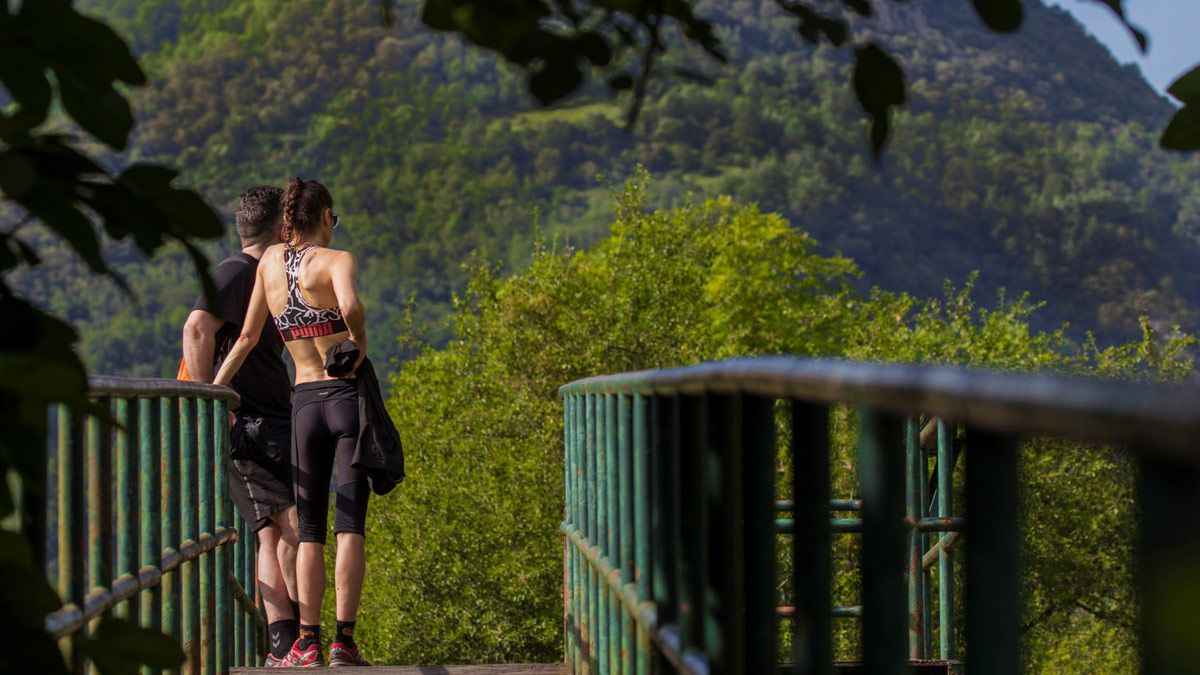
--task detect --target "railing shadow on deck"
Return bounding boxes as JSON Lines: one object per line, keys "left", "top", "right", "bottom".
{"left": 30, "top": 376, "right": 265, "bottom": 674}
{"left": 560, "top": 357, "right": 1200, "bottom": 675}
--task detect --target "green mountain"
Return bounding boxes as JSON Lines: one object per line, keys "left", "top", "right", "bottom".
{"left": 12, "top": 0, "right": 1200, "bottom": 376}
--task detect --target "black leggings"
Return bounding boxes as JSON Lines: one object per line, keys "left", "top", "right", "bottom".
{"left": 291, "top": 380, "right": 369, "bottom": 544}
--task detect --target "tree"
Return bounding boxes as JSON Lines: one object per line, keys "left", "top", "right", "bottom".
{"left": 369, "top": 170, "right": 1194, "bottom": 666}
{"left": 410, "top": 0, "right": 1199, "bottom": 154}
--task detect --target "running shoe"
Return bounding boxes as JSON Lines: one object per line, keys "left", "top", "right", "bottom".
{"left": 262, "top": 653, "right": 287, "bottom": 668}
{"left": 285, "top": 640, "right": 325, "bottom": 667}
{"left": 328, "top": 642, "right": 371, "bottom": 667}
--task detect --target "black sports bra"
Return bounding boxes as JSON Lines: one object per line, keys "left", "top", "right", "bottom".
{"left": 273, "top": 244, "right": 349, "bottom": 342}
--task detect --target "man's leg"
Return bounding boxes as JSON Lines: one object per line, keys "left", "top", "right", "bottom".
{"left": 268, "top": 505, "right": 300, "bottom": 611}
{"left": 257, "top": 523, "right": 293, "bottom": 621}
{"left": 257, "top": 523, "right": 297, "bottom": 663}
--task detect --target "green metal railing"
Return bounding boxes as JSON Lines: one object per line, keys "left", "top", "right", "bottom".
{"left": 560, "top": 357, "right": 1200, "bottom": 674}
{"left": 38, "top": 377, "right": 265, "bottom": 673}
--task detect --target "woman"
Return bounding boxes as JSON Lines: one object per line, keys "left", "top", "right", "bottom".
{"left": 215, "top": 176, "right": 370, "bottom": 667}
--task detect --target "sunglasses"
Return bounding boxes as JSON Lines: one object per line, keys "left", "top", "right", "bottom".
{"left": 332, "top": 213, "right": 340, "bottom": 229}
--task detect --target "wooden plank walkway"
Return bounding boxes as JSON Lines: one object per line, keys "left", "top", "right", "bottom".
{"left": 231, "top": 665, "right": 564, "bottom": 674}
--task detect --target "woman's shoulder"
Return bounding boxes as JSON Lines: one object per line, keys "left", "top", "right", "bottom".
{"left": 319, "top": 247, "right": 357, "bottom": 267}
{"left": 259, "top": 243, "right": 287, "bottom": 266}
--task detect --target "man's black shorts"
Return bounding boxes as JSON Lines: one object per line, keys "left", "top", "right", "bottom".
{"left": 228, "top": 416, "right": 294, "bottom": 532}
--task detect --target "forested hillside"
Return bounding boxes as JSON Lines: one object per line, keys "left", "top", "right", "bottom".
{"left": 11, "top": 0, "right": 1200, "bottom": 376}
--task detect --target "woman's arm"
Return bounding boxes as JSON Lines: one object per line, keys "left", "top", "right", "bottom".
{"left": 331, "top": 251, "right": 367, "bottom": 370}
{"left": 213, "top": 265, "right": 270, "bottom": 387}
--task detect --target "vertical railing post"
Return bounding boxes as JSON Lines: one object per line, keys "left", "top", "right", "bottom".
{"left": 859, "top": 408, "right": 906, "bottom": 675}
{"left": 59, "top": 405, "right": 87, "bottom": 674}
{"left": 585, "top": 392, "right": 598, "bottom": 673}
{"left": 1139, "top": 454, "right": 1200, "bottom": 675}
{"left": 86, "top": 400, "right": 113, "bottom": 638}
{"left": 617, "top": 393, "right": 635, "bottom": 675}
{"left": 596, "top": 394, "right": 610, "bottom": 675}
{"left": 964, "top": 430, "right": 1019, "bottom": 675}
{"left": 905, "top": 417, "right": 925, "bottom": 659}
{"left": 161, "top": 396, "right": 180, "bottom": 649}
{"left": 242, "top": 532, "right": 254, "bottom": 666}
{"left": 677, "top": 394, "right": 707, "bottom": 663}
{"left": 232, "top": 512, "right": 245, "bottom": 668}
{"left": 197, "top": 398, "right": 215, "bottom": 674}
{"left": 651, "top": 395, "right": 680, "bottom": 671}
{"left": 114, "top": 398, "right": 137, "bottom": 621}
{"left": 138, "top": 397, "right": 161, "bottom": 675}
{"left": 742, "top": 396, "right": 776, "bottom": 674}
{"left": 791, "top": 402, "right": 831, "bottom": 675}
{"left": 705, "top": 394, "right": 745, "bottom": 674}
{"left": 574, "top": 393, "right": 588, "bottom": 673}
{"left": 180, "top": 396, "right": 198, "bottom": 672}
{"left": 605, "top": 393, "right": 620, "bottom": 675}
{"left": 631, "top": 393, "right": 651, "bottom": 675}
{"left": 573, "top": 392, "right": 586, "bottom": 675}
{"left": 563, "top": 394, "right": 575, "bottom": 673}
{"left": 919, "top": 422, "right": 933, "bottom": 660}
{"left": 24, "top": 404, "right": 50, "bottom": 587}
{"left": 214, "top": 399, "right": 231, "bottom": 673}
{"left": 936, "top": 420, "right": 954, "bottom": 661}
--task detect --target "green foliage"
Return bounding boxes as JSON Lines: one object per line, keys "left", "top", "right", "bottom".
{"left": 25, "top": 0, "right": 1200, "bottom": 380}
{"left": 367, "top": 172, "right": 1192, "bottom": 667}
{"left": 415, "top": 0, "right": 1177, "bottom": 153}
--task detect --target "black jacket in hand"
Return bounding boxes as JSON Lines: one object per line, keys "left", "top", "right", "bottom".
{"left": 325, "top": 340, "right": 406, "bottom": 495}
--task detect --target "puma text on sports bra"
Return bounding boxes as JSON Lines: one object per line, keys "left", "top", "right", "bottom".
{"left": 273, "top": 244, "right": 349, "bottom": 342}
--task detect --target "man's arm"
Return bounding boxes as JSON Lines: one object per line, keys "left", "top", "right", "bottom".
{"left": 182, "top": 309, "right": 225, "bottom": 383}
{"left": 214, "top": 265, "right": 269, "bottom": 387}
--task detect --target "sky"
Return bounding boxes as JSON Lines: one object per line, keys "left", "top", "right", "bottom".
{"left": 1048, "top": 0, "right": 1200, "bottom": 97}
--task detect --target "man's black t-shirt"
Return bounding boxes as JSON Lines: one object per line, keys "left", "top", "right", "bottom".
{"left": 192, "top": 253, "right": 291, "bottom": 420}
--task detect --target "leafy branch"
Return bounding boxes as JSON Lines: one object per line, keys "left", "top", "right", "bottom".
{"left": 401, "top": 0, "right": 1195, "bottom": 156}
{"left": 0, "top": 1, "right": 225, "bottom": 672}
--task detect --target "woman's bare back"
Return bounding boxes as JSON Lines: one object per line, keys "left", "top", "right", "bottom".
{"left": 260, "top": 243, "right": 356, "bottom": 384}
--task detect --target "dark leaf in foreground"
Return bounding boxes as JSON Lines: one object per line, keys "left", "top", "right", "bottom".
{"left": 0, "top": 297, "right": 89, "bottom": 404}
{"left": 1092, "top": 0, "right": 1148, "bottom": 51}
{"left": 609, "top": 73, "right": 635, "bottom": 90}
{"left": 0, "top": 531, "right": 68, "bottom": 675}
{"left": 531, "top": 62, "right": 584, "bottom": 106}
{"left": 1167, "top": 64, "right": 1200, "bottom": 104}
{"left": 79, "top": 617, "right": 187, "bottom": 675}
{"left": 971, "top": 0, "right": 1023, "bottom": 32}
{"left": 840, "top": 0, "right": 871, "bottom": 16}
{"left": 15, "top": 0, "right": 145, "bottom": 149}
{"left": 1161, "top": 106, "right": 1200, "bottom": 152}
{"left": 782, "top": 3, "right": 848, "bottom": 47}
{"left": 853, "top": 43, "right": 907, "bottom": 159}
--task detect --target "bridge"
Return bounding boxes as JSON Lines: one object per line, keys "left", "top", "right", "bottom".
{"left": 17, "top": 358, "right": 1200, "bottom": 673}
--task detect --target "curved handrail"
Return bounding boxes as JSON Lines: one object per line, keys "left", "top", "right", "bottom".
{"left": 88, "top": 375, "right": 240, "bottom": 405}
{"left": 43, "top": 377, "right": 260, "bottom": 669}
{"left": 560, "top": 357, "right": 1200, "bottom": 458}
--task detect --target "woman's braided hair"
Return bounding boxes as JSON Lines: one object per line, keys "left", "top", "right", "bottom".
{"left": 280, "top": 176, "right": 333, "bottom": 244}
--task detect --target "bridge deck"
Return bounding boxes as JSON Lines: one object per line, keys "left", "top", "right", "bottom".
{"left": 231, "top": 665, "right": 565, "bottom": 674}
{"left": 232, "top": 661, "right": 961, "bottom": 673}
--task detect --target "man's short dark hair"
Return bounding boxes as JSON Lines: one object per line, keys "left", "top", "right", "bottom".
{"left": 235, "top": 186, "right": 283, "bottom": 245}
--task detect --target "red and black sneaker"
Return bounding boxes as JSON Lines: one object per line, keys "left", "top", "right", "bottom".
{"left": 262, "top": 653, "right": 287, "bottom": 668}
{"left": 328, "top": 642, "right": 371, "bottom": 667}
{"left": 285, "top": 639, "right": 325, "bottom": 667}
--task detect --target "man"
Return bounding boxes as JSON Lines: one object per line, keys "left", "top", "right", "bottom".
{"left": 182, "top": 186, "right": 299, "bottom": 667}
